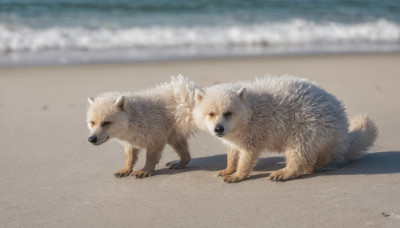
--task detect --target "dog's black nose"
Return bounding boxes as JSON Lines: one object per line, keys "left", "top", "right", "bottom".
{"left": 88, "top": 136, "right": 97, "bottom": 144}
{"left": 214, "top": 125, "right": 225, "bottom": 134}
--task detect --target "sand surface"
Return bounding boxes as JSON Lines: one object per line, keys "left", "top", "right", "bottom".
{"left": 1, "top": 54, "right": 399, "bottom": 227}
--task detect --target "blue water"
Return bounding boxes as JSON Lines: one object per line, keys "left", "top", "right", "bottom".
{"left": 1, "top": 0, "right": 400, "bottom": 66}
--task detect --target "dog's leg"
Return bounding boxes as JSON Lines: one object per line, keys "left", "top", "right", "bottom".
{"left": 114, "top": 143, "right": 139, "bottom": 178}
{"left": 223, "top": 149, "right": 260, "bottom": 183}
{"left": 313, "top": 143, "right": 334, "bottom": 171}
{"left": 131, "top": 145, "right": 164, "bottom": 178}
{"left": 269, "top": 149, "right": 314, "bottom": 181}
{"left": 166, "top": 137, "right": 191, "bottom": 169}
{"left": 218, "top": 145, "right": 239, "bottom": 176}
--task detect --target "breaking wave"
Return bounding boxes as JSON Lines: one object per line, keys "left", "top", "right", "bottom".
{"left": 1, "top": 19, "right": 400, "bottom": 53}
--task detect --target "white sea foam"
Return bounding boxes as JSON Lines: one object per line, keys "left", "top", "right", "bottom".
{"left": 1, "top": 19, "right": 399, "bottom": 54}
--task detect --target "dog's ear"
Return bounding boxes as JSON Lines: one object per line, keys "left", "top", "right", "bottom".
{"left": 237, "top": 87, "right": 247, "bottom": 102}
{"left": 88, "top": 97, "right": 95, "bottom": 105}
{"left": 115, "top": 95, "right": 126, "bottom": 111}
{"left": 195, "top": 88, "right": 205, "bottom": 103}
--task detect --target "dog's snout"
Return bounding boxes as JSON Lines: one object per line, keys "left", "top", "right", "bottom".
{"left": 214, "top": 124, "right": 225, "bottom": 134}
{"left": 88, "top": 135, "right": 98, "bottom": 144}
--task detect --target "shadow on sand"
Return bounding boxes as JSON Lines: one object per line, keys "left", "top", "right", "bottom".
{"left": 157, "top": 151, "right": 400, "bottom": 181}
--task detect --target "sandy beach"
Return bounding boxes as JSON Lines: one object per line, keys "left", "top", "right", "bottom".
{"left": 1, "top": 54, "right": 399, "bottom": 227}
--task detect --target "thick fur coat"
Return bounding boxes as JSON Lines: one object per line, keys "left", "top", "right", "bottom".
{"left": 193, "top": 75, "right": 378, "bottom": 182}
{"left": 86, "top": 75, "right": 197, "bottom": 178}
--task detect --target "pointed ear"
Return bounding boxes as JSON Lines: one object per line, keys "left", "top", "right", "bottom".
{"left": 88, "top": 97, "right": 94, "bottom": 105}
{"left": 195, "top": 88, "right": 205, "bottom": 103}
{"left": 115, "top": 95, "right": 126, "bottom": 111}
{"left": 237, "top": 87, "right": 246, "bottom": 102}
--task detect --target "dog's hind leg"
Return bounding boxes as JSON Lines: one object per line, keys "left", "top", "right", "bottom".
{"left": 166, "top": 136, "right": 191, "bottom": 169}
{"left": 269, "top": 148, "right": 315, "bottom": 181}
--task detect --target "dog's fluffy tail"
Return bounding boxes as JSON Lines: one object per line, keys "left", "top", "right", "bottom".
{"left": 161, "top": 75, "right": 199, "bottom": 137}
{"left": 342, "top": 114, "right": 378, "bottom": 161}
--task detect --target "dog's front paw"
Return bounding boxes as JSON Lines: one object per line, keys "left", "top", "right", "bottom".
{"left": 223, "top": 174, "right": 244, "bottom": 183}
{"left": 114, "top": 169, "right": 132, "bottom": 178}
{"left": 131, "top": 170, "right": 153, "bottom": 179}
{"left": 165, "top": 160, "right": 187, "bottom": 169}
{"left": 218, "top": 169, "right": 235, "bottom": 177}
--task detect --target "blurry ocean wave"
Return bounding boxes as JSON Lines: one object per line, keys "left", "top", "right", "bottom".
{"left": 1, "top": 19, "right": 399, "bottom": 53}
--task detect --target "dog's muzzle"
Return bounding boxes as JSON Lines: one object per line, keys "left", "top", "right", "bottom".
{"left": 88, "top": 135, "right": 97, "bottom": 144}
{"left": 214, "top": 124, "right": 225, "bottom": 137}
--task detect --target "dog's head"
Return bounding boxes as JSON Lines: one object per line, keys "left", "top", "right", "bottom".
{"left": 193, "top": 85, "right": 251, "bottom": 138}
{"left": 86, "top": 94, "right": 129, "bottom": 145}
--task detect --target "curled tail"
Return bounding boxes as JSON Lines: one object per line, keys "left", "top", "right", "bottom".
{"left": 160, "top": 75, "right": 199, "bottom": 138}
{"left": 344, "top": 114, "right": 378, "bottom": 160}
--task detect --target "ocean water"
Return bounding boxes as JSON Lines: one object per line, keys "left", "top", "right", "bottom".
{"left": 1, "top": 0, "right": 400, "bottom": 66}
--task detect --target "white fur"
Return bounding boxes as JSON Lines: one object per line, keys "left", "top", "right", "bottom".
{"left": 86, "top": 75, "right": 198, "bottom": 178}
{"left": 193, "top": 75, "right": 378, "bottom": 182}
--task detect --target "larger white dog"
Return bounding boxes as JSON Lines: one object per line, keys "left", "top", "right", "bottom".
{"left": 193, "top": 75, "right": 378, "bottom": 183}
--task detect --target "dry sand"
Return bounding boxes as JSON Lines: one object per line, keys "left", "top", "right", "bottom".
{"left": 1, "top": 54, "right": 399, "bottom": 227}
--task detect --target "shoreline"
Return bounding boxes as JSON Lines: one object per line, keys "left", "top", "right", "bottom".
{"left": 2, "top": 48, "right": 400, "bottom": 68}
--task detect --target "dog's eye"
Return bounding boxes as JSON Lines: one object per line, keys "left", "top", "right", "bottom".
{"left": 223, "top": 112, "right": 232, "bottom": 118}
{"left": 209, "top": 112, "right": 215, "bottom": 117}
{"left": 90, "top": 121, "right": 95, "bottom": 126}
{"left": 101, "top": 121, "right": 112, "bottom": 127}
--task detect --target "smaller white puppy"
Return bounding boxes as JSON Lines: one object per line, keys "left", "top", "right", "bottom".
{"left": 86, "top": 76, "right": 197, "bottom": 178}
